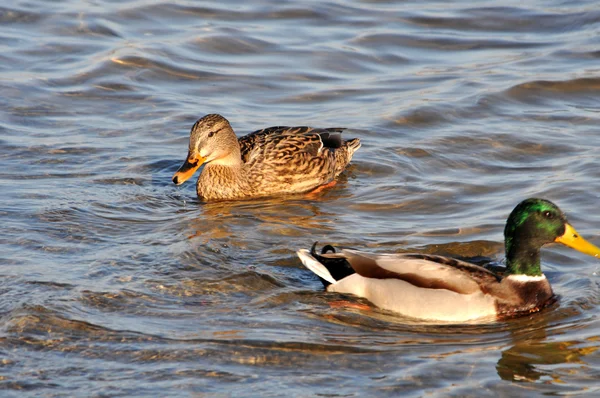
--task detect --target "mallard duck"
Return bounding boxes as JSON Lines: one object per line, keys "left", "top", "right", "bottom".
{"left": 297, "top": 198, "right": 600, "bottom": 323}
{"left": 172, "top": 114, "right": 361, "bottom": 201}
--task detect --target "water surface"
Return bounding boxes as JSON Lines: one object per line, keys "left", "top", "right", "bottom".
{"left": 2, "top": 0, "right": 600, "bottom": 395}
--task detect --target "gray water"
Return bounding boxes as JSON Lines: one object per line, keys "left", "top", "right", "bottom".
{"left": 2, "top": 0, "right": 600, "bottom": 396}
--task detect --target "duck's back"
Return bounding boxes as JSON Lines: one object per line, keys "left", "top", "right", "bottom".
{"left": 238, "top": 126, "right": 346, "bottom": 163}
{"left": 234, "top": 126, "right": 360, "bottom": 196}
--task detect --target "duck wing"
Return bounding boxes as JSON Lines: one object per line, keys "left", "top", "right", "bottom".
{"left": 239, "top": 126, "right": 345, "bottom": 163}
{"left": 326, "top": 249, "right": 500, "bottom": 295}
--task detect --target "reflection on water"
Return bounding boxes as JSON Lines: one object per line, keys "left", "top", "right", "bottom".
{"left": 497, "top": 315, "right": 600, "bottom": 391}
{"left": 2, "top": 0, "right": 600, "bottom": 395}
{"left": 498, "top": 339, "right": 599, "bottom": 384}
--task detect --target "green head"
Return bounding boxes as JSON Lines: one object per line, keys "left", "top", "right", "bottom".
{"left": 504, "top": 198, "right": 600, "bottom": 276}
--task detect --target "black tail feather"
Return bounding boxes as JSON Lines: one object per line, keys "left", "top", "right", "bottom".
{"left": 309, "top": 242, "right": 355, "bottom": 287}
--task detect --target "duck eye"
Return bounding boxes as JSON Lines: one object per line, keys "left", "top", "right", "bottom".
{"left": 543, "top": 211, "right": 553, "bottom": 219}
{"left": 208, "top": 131, "right": 215, "bottom": 138}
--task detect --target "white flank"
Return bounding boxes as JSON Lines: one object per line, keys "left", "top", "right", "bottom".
{"left": 330, "top": 274, "right": 497, "bottom": 323}
{"left": 297, "top": 249, "right": 336, "bottom": 284}
{"left": 505, "top": 274, "right": 547, "bottom": 282}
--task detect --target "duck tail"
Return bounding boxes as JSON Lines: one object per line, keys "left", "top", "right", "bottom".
{"left": 341, "top": 138, "right": 361, "bottom": 168}
{"left": 297, "top": 242, "right": 356, "bottom": 287}
{"left": 297, "top": 249, "right": 337, "bottom": 286}
{"left": 345, "top": 138, "right": 361, "bottom": 157}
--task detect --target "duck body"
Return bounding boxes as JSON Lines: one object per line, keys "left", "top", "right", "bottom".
{"left": 298, "top": 247, "right": 554, "bottom": 322}
{"left": 172, "top": 115, "right": 360, "bottom": 201}
{"left": 297, "top": 199, "right": 600, "bottom": 323}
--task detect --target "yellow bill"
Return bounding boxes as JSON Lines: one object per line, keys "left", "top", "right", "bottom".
{"left": 172, "top": 152, "right": 206, "bottom": 185}
{"left": 555, "top": 223, "right": 600, "bottom": 258}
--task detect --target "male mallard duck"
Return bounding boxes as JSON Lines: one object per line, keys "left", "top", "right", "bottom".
{"left": 172, "top": 114, "right": 361, "bottom": 201}
{"left": 297, "top": 198, "right": 600, "bottom": 323}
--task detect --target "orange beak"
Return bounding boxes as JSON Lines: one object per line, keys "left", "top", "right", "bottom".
{"left": 172, "top": 152, "right": 206, "bottom": 185}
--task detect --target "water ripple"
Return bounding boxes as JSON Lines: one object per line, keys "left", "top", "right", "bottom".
{"left": 2, "top": 0, "right": 600, "bottom": 395}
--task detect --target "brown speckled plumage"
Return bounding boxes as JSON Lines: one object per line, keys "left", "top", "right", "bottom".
{"left": 172, "top": 114, "right": 360, "bottom": 201}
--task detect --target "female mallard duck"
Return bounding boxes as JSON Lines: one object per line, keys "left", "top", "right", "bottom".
{"left": 172, "top": 114, "right": 361, "bottom": 201}
{"left": 297, "top": 198, "right": 600, "bottom": 323}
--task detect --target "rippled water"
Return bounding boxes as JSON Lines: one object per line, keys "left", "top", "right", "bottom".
{"left": 2, "top": 0, "right": 600, "bottom": 395}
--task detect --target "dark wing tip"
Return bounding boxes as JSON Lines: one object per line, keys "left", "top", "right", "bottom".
{"left": 318, "top": 131, "right": 343, "bottom": 149}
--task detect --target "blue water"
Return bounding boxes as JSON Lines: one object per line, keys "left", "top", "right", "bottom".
{"left": 1, "top": 0, "right": 600, "bottom": 395}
